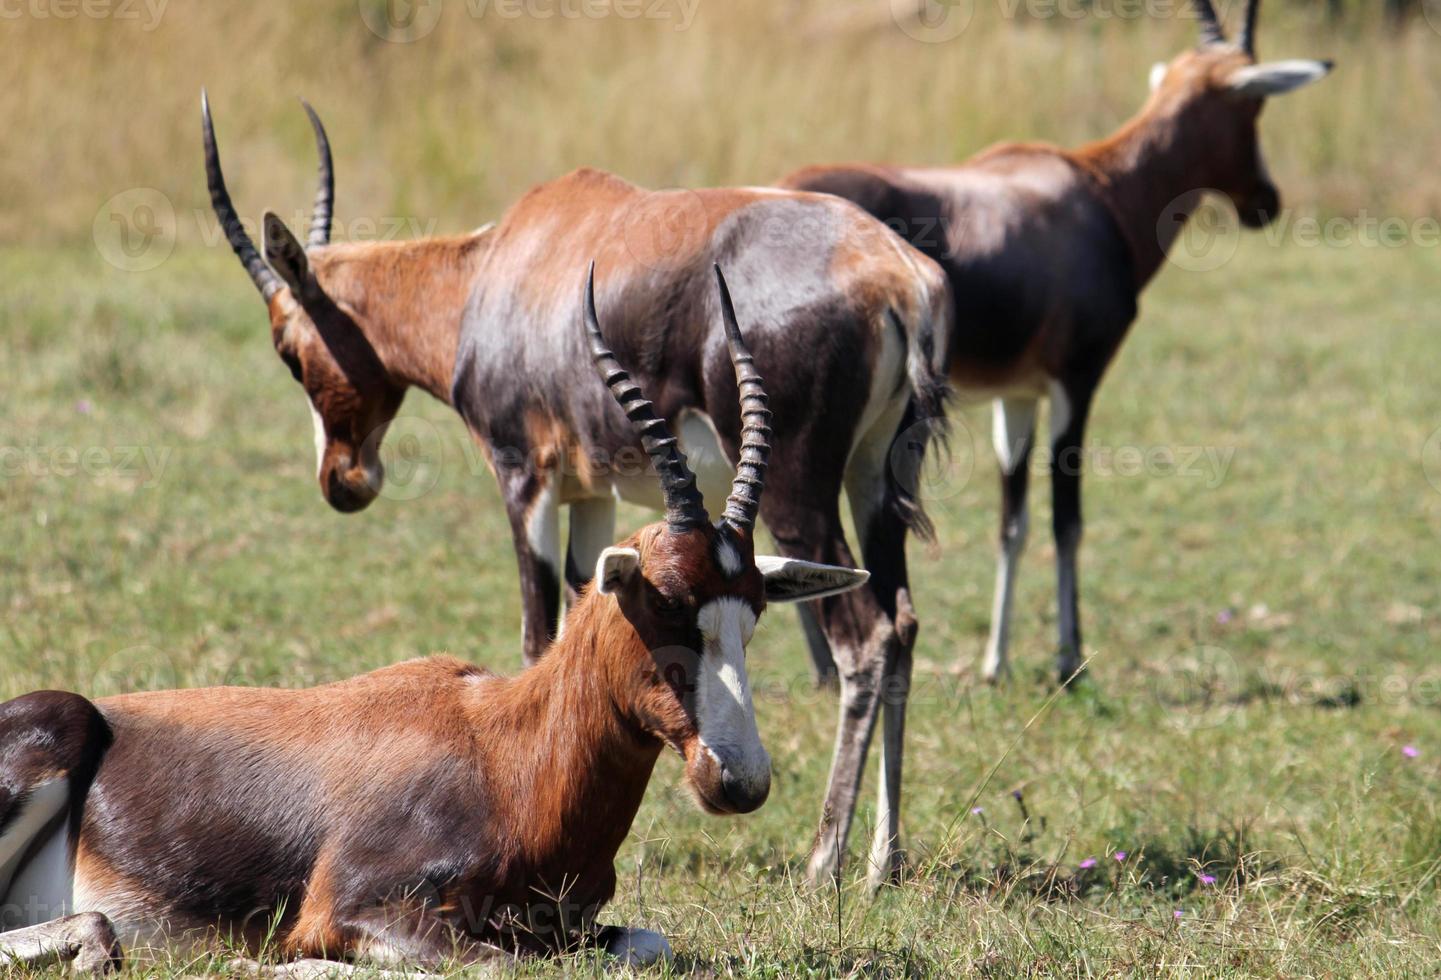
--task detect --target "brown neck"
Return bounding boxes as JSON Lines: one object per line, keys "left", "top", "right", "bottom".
{"left": 1074, "top": 99, "right": 1208, "bottom": 288}
{"left": 313, "top": 231, "right": 493, "bottom": 403}
{"left": 473, "top": 592, "right": 662, "bottom": 874}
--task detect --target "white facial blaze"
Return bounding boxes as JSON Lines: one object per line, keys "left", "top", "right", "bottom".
{"left": 307, "top": 399, "right": 327, "bottom": 480}
{"left": 694, "top": 598, "right": 769, "bottom": 795}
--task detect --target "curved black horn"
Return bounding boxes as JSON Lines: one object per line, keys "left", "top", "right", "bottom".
{"left": 1191, "top": 0, "right": 1226, "bottom": 46}
{"left": 300, "top": 99, "right": 334, "bottom": 248}
{"left": 1238, "top": 0, "right": 1259, "bottom": 55}
{"left": 201, "top": 90, "right": 282, "bottom": 301}
{"left": 583, "top": 263, "right": 710, "bottom": 532}
{"left": 713, "top": 265, "right": 771, "bottom": 533}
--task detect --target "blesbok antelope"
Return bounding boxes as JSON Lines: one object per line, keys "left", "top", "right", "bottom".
{"left": 203, "top": 93, "right": 952, "bottom": 887}
{"left": 0, "top": 268, "right": 869, "bottom": 975}
{"left": 782, "top": 0, "right": 1330, "bottom": 685}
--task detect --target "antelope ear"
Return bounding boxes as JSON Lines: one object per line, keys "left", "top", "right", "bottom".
{"left": 263, "top": 211, "right": 315, "bottom": 299}
{"left": 755, "top": 555, "right": 869, "bottom": 603}
{"left": 595, "top": 547, "right": 641, "bottom": 595}
{"left": 1226, "top": 59, "right": 1333, "bottom": 99}
{"left": 1149, "top": 61, "right": 1168, "bottom": 92}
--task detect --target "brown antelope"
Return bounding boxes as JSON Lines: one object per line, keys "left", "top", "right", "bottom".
{"left": 202, "top": 93, "right": 951, "bottom": 887}
{"left": 0, "top": 267, "right": 870, "bottom": 975}
{"left": 782, "top": 0, "right": 1330, "bottom": 686}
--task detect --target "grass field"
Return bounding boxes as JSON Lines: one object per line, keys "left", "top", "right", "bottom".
{"left": 4, "top": 231, "right": 1440, "bottom": 976}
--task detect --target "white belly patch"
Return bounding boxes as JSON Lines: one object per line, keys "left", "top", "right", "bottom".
{"left": 610, "top": 408, "right": 736, "bottom": 512}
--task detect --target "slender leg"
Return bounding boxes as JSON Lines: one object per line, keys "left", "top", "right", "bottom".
{"left": 981, "top": 398, "right": 1037, "bottom": 683}
{"left": 562, "top": 495, "right": 617, "bottom": 613}
{"left": 759, "top": 489, "right": 890, "bottom": 888}
{"left": 846, "top": 461, "right": 918, "bottom": 892}
{"left": 0, "top": 913, "right": 122, "bottom": 975}
{"left": 795, "top": 603, "right": 838, "bottom": 689}
{"left": 500, "top": 469, "right": 562, "bottom": 667}
{"left": 1048, "top": 380, "right": 1094, "bottom": 686}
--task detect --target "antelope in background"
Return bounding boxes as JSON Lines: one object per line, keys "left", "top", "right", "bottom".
{"left": 782, "top": 0, "right": 1331, "bottom": 685}
{"left": 0, "top": 268, "right": 869, "bottom": 975}
{"left": 202, "top": 95, "right": 951, "bottom": 888}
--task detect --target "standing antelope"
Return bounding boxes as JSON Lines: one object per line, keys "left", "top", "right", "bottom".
{"left": 202, "top": 94, "right": 950, "bottom": 887}
{"left": 782, "top": 0, "right": 1330, "bottom": 685}
{"left": 0, "top": 268, "right": 870, "bottom": 975}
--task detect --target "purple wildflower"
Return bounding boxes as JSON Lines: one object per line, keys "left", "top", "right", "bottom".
{"left": 1114, "top": 851, "right": 1128, "bottom": 862}
{"left": 971, "top": 806, "right": 984, "bottom": 815}
{"left": 76, "top": 399, "right": 93, "bottom": 415}
{"left": 1403, "top": 745, "right": 1420, "bottom": 759}
{"left": 1079, "top": 858, "right": 1097, "bottom": 870}
{"left": 1199, "top": 874, "right": 1217, "bottom": 886}
{"left": 1216, "top": 608, "right": 1234, "bottom": 624}
{"left": 1173, "top": 909, "right": 1183, "bottom": 920}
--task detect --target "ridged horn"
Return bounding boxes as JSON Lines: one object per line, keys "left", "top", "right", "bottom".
{"left": 1238, "top": 0, "right": 1259, "bottom": 55}
{"left": 583, "top": 263, "right": 710, "bottom": 532}
{"left": 300, "top": 99, "right": 334, "bottom": 248}
{"left": 713, "top": 265, "right": 771, "bottom": 533}
{"left": 1192, "top": 0, "right": 1226, "bottom": 46}
{"left": 201, "top": 90, "right": 282, "bottom": 301}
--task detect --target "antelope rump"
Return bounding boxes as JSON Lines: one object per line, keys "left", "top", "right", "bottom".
{"left": 0, "top": 269, "right": 870, "bottom": 974}
{"left": 202, "top": 93, "right": 953, "bottom": 888}
{"left": 781, "top": 0, "right": 1331, "bottom": 686}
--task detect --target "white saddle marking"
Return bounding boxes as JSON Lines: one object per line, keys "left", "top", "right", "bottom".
{"left": 0, "top": 779, "right": 73, "bottom": 930}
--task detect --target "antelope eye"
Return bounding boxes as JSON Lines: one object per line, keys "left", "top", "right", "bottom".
{"left": 655, "top": 593, "right": 684, "bottom": 614}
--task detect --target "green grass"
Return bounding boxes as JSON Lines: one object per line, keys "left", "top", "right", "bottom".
{"left": 3, "top": 234, "right": 1441, "bottom": 977}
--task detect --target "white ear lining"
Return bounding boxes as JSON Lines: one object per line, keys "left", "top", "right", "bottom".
{"left": 595, "top": 546, "right": 641, "bottom": 595}
{"left": 1226, "top": 59, "right": 1333, "bottom": 99}
{"left": 755, "top": 555, "right": 870, "bottom": 603}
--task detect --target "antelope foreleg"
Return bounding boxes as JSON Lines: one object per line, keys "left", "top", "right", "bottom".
{"left": 0, "top": 913, "right": 122, "bottom": 975}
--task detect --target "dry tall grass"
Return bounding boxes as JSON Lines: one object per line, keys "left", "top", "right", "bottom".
{"left": 3, "top": 0, "right": 1437, "bottom": 245}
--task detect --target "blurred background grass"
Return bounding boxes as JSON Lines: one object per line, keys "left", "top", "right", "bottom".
{"left": 2, "top": 0, "right": 1438, "bottom": 247}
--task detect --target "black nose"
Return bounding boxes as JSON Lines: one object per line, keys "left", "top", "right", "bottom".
{"left": 720, "top": 766, "right": 770, "bottom": 814}
{"left": 1239, "top": 184, "right": 1280, "bottom": 229}
{"left": 326, "top": 468, "right": 375, "bottom": 513}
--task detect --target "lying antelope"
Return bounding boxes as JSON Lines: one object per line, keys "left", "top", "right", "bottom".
{"left": 782, "top": 0, "right": 1330, "bottom": 685}
{"left": 203, "top": 93, "right": 951, "bottom": 887}
{"left": 0, "top": 267, "right": 868, "bottom": 975}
